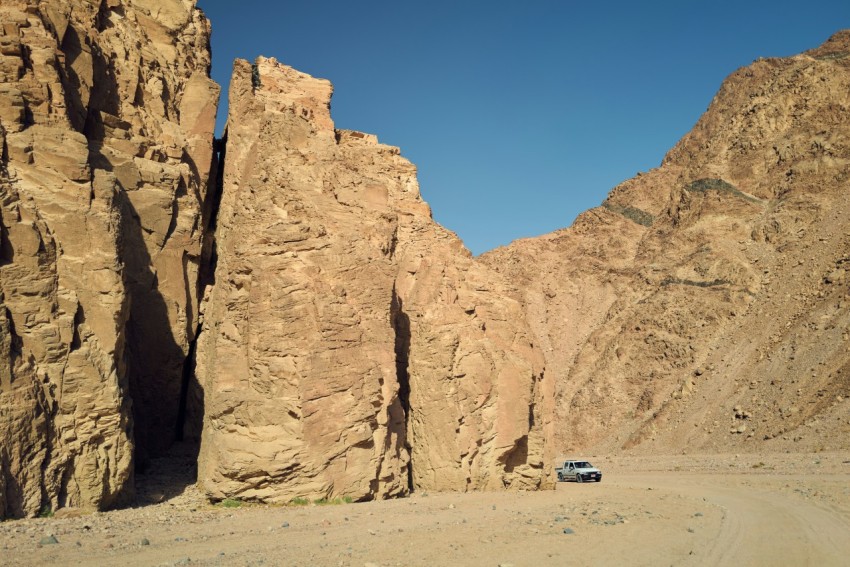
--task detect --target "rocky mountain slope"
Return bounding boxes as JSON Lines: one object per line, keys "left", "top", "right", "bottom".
{"left": 482, "top": 30, "right": 850, "bottom": 457}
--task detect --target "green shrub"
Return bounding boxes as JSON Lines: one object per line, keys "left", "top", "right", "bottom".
{"left": 687, "top": 178, "right": 735, "bottom": 193}
{"left": 218, "top": 498, "right": 242, "bottom": 508}
{"left": 38, "top": 505, "right": 54, "bottom": 518}
{"left": 313, "top": 496, "right": 354, "bottom": 506}
{"left": 685, "top": 178, "right": 761, "bottom": 204}
{"left": 815, "top": 51, "right": 849, "bottom": 61}
{"left": 601, "top": 202, "right": 655, "bottom": 227}
{"left": 290, "top": 497, "right": 310, "bottom": 506}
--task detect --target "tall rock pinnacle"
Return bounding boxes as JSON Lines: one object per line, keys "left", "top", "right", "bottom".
{"left": 195, "top": 57, "right": 547, "bottom": 502}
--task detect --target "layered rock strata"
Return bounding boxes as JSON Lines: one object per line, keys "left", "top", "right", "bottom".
{"left": 195, "top": 58, "right": 547, "bottom": 502}
{"left": 0, "top": 0, "right": 217, "bottom": 518}
{"left": 482, "top": 31, "right": 850, "bottom": 455}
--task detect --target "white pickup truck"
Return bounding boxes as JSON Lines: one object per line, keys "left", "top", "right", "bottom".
{"left": 555, "top": 460, "right": 602, "bottom": 483}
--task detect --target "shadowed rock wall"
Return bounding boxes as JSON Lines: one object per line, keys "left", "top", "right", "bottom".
{"left": 0, "top": 0, "right": 218, "bottom": 518}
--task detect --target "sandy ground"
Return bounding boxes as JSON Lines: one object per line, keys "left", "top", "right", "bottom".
{"left": 2, "top": 452, "right": 849, "bottom": 566}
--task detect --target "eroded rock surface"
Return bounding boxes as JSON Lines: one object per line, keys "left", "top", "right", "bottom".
{"left": 482, "top": 31, "right": 850, "bottom": 456}
{"left": 195, "top": 58, "right": 547, "bottom": 502}
{"left": 0, "top": 0, "right": 217, "bottom": 518}
{"left": 4, "top": 0, "right": 846, "bottom": 520}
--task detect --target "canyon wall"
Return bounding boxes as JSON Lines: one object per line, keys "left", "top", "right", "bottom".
{"left": 195, "top": 58, "right": 547, "bottom": 503}
{"left": 0, "top": 0, "right": 217, "bottom": 518}
{"left": 0, "top": 0, "right": 546, "bottom": 517}
{"left": 482, "top": 30, "right": 850, "bottom": 456}
{"left": 1, "top": 0, "right": 847, "bottom": 520}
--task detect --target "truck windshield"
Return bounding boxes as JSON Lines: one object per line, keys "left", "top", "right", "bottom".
{"left": 574, "top": 462, "right": 592, "bottom": 468}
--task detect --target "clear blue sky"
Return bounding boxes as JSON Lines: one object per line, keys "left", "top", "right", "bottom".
{"left": 195, "top": 0, "right": 849, "bottom": 255}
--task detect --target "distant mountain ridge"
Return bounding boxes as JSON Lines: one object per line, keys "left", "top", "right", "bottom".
{"left": 481, "top": 29, "right": 850, "bottom": 457}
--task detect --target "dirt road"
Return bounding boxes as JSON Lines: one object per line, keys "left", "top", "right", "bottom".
{"left": 2, "top": 453, "right": 849, "bottom": 566}
{"left": 614, "top": 472, "right": 850, "bottom": 566}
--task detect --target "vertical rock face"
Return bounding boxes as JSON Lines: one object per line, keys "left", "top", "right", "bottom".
{"left": 196, "top": 58, "right": 546, "bottom": 502}
{"left": 482, "top": 31, "right": 850, "bottom": 455}
{"left": 393, "top": 195, "right": 548, "bottom": 491}
{"left": 0, "top": 0, "right": 218, "bottom": 518}
{"left": 110, "top": 0, "right": 219, "bottom": 461}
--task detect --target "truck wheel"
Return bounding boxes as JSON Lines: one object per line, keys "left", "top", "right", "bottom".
{"left": 576, "top": 474, "right": 583, "bottom": 483}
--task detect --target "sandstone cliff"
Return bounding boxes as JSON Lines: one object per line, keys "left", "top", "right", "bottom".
{"left": 195, "top": 58, "right": 547, "bottom": 503}
{"left": 2, "top": 0, "right": 847, "bottom": 521}
{"left": 0, "top": 0, "right": 217, "bottom": 518}
{"left": 0, "top": 0, "right": 546, "bottom": 518}
{"left": 482, "top": 30, "right": 850, "bottom": 456}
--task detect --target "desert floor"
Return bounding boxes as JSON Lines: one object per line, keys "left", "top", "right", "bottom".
{"left": 2, "top": 451, "right": 849, "bottom": 566}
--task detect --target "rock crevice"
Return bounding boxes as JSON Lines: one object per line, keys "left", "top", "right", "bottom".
{"left": 390, "top": 287, "right": 413, "bottom": 491}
